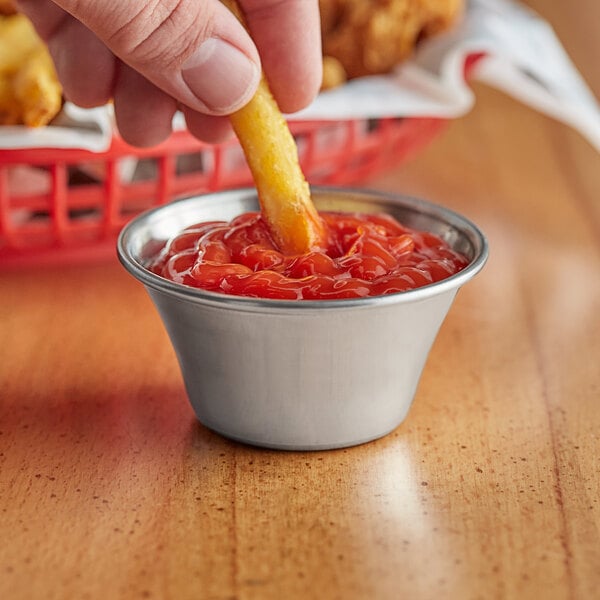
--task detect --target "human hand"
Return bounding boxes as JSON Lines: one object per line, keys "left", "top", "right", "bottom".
{"left": 15, "top": 0, "right": 322, "bottom": 146}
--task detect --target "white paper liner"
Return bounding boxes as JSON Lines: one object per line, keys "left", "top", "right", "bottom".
{"left": 0, "top": 103, "right": 113, "bottom": 152}
{"left": 1, "top": 0, "right": 599, "bottom": 152}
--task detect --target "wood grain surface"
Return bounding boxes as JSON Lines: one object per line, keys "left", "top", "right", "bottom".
{"left": 1, "top": 1, "right": 599, "bottom": 598}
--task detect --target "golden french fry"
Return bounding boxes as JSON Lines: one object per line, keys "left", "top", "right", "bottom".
{"left": 223, "top": 1, "right": 326, "bottom": 255}
{"left": 229, "top": 78, "right": 326, "bottom": 255}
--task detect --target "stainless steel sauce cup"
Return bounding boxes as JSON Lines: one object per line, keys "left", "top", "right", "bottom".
{"left": 117, "top": 187, "right": 488, "bottom": 450}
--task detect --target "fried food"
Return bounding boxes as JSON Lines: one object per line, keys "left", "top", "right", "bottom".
{"left": 224, "top": 0, "right": 326, "bottom": 255}
{"left": 12, "top": 46, "right": 63, "bottom": 127}
{"left": 0, "top": 75, "right": 19, "bottom": 124}
{"left": 0, "top": 13, "right": 62, "bottom": 126}
{"left": 229, "top": 78, "right": 326, "bottom": 254}
{"left": 0, "top": 13, "right": 40, "bottom": 73}
{"left": 320, "top": 0, "right": 464, "bottom": 84}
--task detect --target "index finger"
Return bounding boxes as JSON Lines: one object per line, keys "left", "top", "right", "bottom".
{"left": 239, "top": 0, "right": 322, "bottom": 113}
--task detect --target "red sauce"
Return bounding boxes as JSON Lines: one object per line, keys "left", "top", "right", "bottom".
{"left": 148, "top": 212, "right": 469, "bottom": 300}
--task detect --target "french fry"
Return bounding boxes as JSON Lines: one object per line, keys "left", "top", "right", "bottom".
{"left": 223, "top": 1, "right": 326, "bottom": 255}
{"left": 229, "top": 78, "right": 326, "bottom": 255}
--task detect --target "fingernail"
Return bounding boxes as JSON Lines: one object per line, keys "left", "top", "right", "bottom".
{"left": 182, "top": 38, "right": 260, "bottom": 114}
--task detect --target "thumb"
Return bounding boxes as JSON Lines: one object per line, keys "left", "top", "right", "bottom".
{"left": 53, "top": 0, "right": 262, "bottom": 115}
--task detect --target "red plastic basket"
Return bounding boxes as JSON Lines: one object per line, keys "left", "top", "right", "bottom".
{"left": 0, "top": 116, "right": 447, "bottom": 268}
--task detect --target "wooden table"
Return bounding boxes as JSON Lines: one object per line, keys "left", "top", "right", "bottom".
{"left": 1, "top": 1, "right": 599, "bottom": 598}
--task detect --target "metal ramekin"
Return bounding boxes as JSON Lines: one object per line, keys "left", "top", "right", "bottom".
{"left": 117, "top": 187, "right": 488, "bottom": 450}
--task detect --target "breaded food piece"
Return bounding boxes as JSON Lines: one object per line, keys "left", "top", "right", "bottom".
{"left": 13, "top": 45, "right": 63, "bottom": 127}
{"left": 0, "top": 13, "right": 63, "bottom": 126}
{"left": 0, "top": 13, "right": 41, "bottom": 73}
{"left": 0, "top": 75, "right": 20, "bottom": 124}
{"left": 320, "top": 0, "right": 464, "bottom": 83}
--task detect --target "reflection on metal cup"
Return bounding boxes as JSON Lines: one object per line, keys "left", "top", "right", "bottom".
{"left": 118, "top": 187, "right": 488, "bottom": 450}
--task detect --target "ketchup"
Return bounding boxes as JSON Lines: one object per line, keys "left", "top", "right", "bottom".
{"left": 148, "top": 212, "right": 469, "bottom": 300}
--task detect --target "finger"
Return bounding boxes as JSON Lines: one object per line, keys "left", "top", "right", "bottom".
{"left": 48, "top": 0, "right": 262, "bottom": 116}
{"left": 47, "top": 18, "right": 115, "bottom": 107}
{"left": 15, "top": 0, "right": 66, "bottom": 39}
{"left": 17, "top": 0, "right": 115, "bottom": 107}
{"left": 113, "top": 62, "right": 177, "bottom": 148}
{"left": 182, "top": 108, "right": 234, "bottom": 145}
{"left": 239, "top": 0, "right": 322, "bottom": 113}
